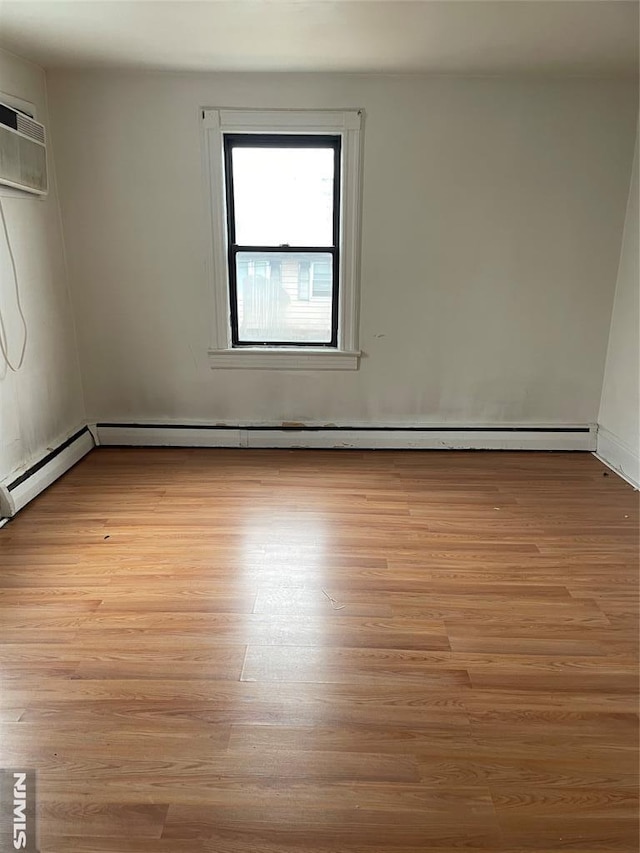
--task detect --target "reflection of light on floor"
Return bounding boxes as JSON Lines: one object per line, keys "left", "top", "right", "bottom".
{"left": 239, "top": 508, "right": 331, "bottom": 691}
{"left": 239, "top": 508, "right": 329, "bottom": 586}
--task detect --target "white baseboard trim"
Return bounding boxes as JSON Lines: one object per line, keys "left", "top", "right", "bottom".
{"left": 0, "top": 427, "right": 95, "bottom": 517}
{"left": 0, "top": 422, "right": 598, "bottom": 520}
{"left": 595, "top": 426, "right": 640, "bottom": 489}
{"left": 95, "top": 423, "right": 596, "bottom": 451}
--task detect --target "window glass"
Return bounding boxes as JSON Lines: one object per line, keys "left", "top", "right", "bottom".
{"left": 236, "top": 251, "right": 333, "bottom": 344}
{"left": 231, "top": 147, "right": 335, "bottom": 247}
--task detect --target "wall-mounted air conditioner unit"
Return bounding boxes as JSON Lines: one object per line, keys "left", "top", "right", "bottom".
{"left": 0, "top": 101, "right": 47, "bottom": 196}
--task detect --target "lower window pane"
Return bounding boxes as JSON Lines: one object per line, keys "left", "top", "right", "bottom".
{"left": 235, "top": 252, "right": 334, "bottom": 344}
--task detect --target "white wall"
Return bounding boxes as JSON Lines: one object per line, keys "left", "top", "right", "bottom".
{"left": 48, "top": 72, "right": 638, "bottom": 428}
{"left": 598, "top": 130, "right": 639, "bottom": 485}
{"left": 0, "top": 49, "right": 84, "bottom": 483}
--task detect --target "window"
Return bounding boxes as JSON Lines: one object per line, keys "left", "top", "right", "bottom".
{"left": 311, "top": 260, "right": 332, "bottom": 298}
{"left": 296, "top": 258, "right": 332, "bottom": 302}
{"left": 203, "top": 109, "right": 363, "bottom": 369}
{"left": 225, "top": 134, "right": 339, "bottom": 346}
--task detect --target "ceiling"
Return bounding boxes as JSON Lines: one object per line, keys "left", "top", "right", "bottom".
{"left": 0, "top": 0, "right": 638, "bottom": 75}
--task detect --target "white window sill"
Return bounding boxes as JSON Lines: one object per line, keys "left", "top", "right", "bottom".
{"left": 208, "top": 347, "right": 360, "bottom": 370}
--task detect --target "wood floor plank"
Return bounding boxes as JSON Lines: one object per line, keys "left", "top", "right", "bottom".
{"left": 36, "top": 802, "right": 168, "bottom": 839}
{"left": 17, "top": 681, "right": 469, "bottom": 727}
{"left": 162, "top": 787, "right": 500, "bottom": 844}
{"left": 227, "top": 722, "right": 474, "bottom": 756}
{"left": 492, "top": 788, "right": 639, "bottom": 849}
{"left": 240, "top": 645, "right": 472, "bottom": 685}
{"left": 76, "top": 611, "right": 430, "bottom": 643}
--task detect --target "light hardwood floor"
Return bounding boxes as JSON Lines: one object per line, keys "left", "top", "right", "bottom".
{"left": 0, "top": 448, "right": 638, "bottom": 852}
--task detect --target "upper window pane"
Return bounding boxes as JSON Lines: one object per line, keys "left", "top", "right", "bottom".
{"left": 230, "top": 145, "right": 335, "bottom": 247}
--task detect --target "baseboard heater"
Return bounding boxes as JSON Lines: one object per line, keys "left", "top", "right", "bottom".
{"left": 95, "top": 423, "right": 596, "bottom": 451}
{"left": 0, "top": 426, "right": 94, "bottom": 518}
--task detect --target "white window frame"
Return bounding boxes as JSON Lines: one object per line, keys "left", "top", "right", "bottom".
{"left": 202, "top": 108, "right": 363, "bottom": 370}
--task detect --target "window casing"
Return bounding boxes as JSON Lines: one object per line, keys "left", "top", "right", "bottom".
{"left": 203, "top": 109, "right": 363, "bottom": 370}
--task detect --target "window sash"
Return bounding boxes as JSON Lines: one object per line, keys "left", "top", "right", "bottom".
{"left": 223, "top": 133, "right": 341, "bottom": 347}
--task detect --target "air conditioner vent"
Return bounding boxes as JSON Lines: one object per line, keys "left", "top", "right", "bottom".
{"left": 16, "top": 113, "right": 45, "bottom": 145}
